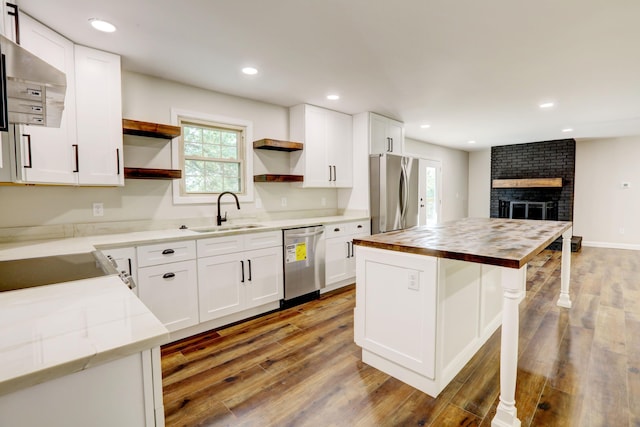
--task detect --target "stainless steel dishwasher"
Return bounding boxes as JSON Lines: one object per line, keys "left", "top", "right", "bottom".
{"left": 281, "top": 225, "right": 325, "bottom": 308}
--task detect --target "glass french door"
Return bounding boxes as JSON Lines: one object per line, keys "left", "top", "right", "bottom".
{"left": 418, "top": 159, "right": 442, "bottom": 226}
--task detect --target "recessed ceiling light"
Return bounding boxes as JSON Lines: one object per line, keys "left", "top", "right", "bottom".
{"left": 539, "top": 102, "right": 554, "bottom": 109}
{"left": 242, "top": 67, "right": 258, "bottom": 75}
{"left": 562, "top": 128, "right": 573, "bottom": 133}
{"left": 327, "top": 94, "right": 340, "bottom": 100}
{"left": 420, "top": 124, "right": 431, "bottom": 129}
{"left": 468, "top": 140, "right": 476, "bottom": 144}
{"left": 89, "top": 18, "right": 116, "bottom": 33}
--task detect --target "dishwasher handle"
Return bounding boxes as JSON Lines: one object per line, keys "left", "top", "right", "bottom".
{"left": 285, "top": 228, "right": 324, "bottom": 238}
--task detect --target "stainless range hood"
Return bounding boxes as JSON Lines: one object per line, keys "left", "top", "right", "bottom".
{"left": 0, "top": 34, "right": 66, "bottom": 129}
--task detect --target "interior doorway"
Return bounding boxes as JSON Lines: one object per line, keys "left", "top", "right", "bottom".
{"left": 418, "top": 158, "right": 442, "bottom": 226}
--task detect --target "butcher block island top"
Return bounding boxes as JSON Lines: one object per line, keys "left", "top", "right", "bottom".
{"left": 352, "top": 217, "right": 572, "bottom": 269}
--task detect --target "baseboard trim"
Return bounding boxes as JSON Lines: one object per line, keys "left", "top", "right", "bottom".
{"left": 582, "top": 241, "right": 640, "bottom": 251}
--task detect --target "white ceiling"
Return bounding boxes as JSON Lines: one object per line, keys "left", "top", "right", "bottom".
{"left": 18, "top": 0, "right": 640, "bottom": 151}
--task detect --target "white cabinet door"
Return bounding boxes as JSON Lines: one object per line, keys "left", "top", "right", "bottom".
{"left": 369, "top": 113, "right": 404, "bottom": 155}
{"left": 138, "top": 260, "right": 199, "bottom": 332}
{"left": 13, "top": 14, "right": 77, "bottom": 185}
{"left": 325, "top": 234, "right": 352, "bottom": 285}
{"left": 74, "top": 45, "right": 123, "bottom": 186}
{"left": 290, "top": 104, "right": 352, "bottom": 188}
{"left": 245, "top": 247, "right": 283, "bottom": 309}
{"left": 327, "top": 110, "right": 353, "bottom": 188}
{"left": 197, "top": 252, "right": 244, "bottom": 322}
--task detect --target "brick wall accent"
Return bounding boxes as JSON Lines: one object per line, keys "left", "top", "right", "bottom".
{"left": 490, "top": 139, "right": 576, "bottom": 221}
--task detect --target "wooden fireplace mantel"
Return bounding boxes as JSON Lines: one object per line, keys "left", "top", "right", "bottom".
{"left": 492, "top": 178, "right": 562, "bottom": 188}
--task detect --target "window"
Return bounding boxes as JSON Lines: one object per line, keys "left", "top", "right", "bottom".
{"left": 180, "top": 119, "right": 244, "bottom": 194}
{"left": 171, "top": 109, "right": 254, "bottom": 205}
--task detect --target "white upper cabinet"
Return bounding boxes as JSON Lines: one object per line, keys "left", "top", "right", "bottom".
{"left": 289, "top": 104, "right": 353, "bottom": 188}
{"left": 74, "top": 45, "right": 123, "bottom": 186}
{"left": 1, "top": 2, "right": 18, "bottom": 41}
{"left": 5, "top": 12, "right": 123, "bottom": 186}
{"left": 369, "top": 112, "right": 404, "bottom": 155}
{"left": 12, "top": 13, "right": 77, "bottom": 185}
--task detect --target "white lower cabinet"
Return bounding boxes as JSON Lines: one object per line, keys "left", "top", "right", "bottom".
{"left": 325, "top": 220, "right": 370, "bottom": 288}
{"left": 137, "top": 240, "right": 198, "bottom": 332}
{"left": 197, "top": 231, "right": 283, "bottom": 323}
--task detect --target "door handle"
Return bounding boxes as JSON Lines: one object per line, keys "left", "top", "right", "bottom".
{"left": 116, "top": 148, "right": 120, "bottom": 175}
{"left": 22, "top": 134, "right": 32, "bottom": 168}
{"left": 72, "top": 144, "right": 79, "bottom": 172}
{"left": 161, "top": 249, "right": 175, "bottom": 255}
{"left": 162, "top": 272, "right": 175, "bottom": 279}
{"left": 390, "top": 138, "right": 394, "bottom": 152}
{"left": 333, "top": 165, "right": 337, "bottom": 182}
{"left": 346, "top": 241, "right": 350, "bottom": 258}
{"left": 247, "top": 259, "right": 252, "bottom": 281}
{"left": 240, "top": 260, "right": 245, "bottom": 283}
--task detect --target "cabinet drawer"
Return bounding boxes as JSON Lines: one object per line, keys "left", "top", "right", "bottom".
{"left": 197, "top": 235, "right": 244, "bottom": 258}
{"left": 348, "top": 220, "right": 370, "bottom": 236}
{"left": 244, "top": 230, "right": 282, "bottom": 250}
{"left": 197, "top": 231, "right": 282, "bottom": 257}
{"left": 137, "top": 240, "right": 196, "bottom": 267}
{"left": 325, "top": 223, "right": 349, "bottom": 238}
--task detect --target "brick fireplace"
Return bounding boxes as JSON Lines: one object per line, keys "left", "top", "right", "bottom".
{"left": 490, "top": 139, "right": 580, "bottom": 250}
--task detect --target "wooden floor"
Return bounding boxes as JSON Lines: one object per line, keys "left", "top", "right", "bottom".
{"left": 161, "top": 247, "right": 640, "bottom": 427}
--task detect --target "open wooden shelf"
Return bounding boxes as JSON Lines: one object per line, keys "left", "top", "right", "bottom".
{"left": 253, "top": 174, "right": 303, "bottom": 183}
{"left": 492, "top": 178, "right": 563, "bottom": 188}
{"left": 122, "top": 119, "right": 181, "bottom": 139}
{"left": 124, "top": 167, "right": 182, "bottom": 180}
{"left": 253, "top": 139, "right": 303, "bottom": 152}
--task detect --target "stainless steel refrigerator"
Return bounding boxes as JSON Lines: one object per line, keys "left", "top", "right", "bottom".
{"left": 369, "top": 153, "right": 420, "bottom": 234}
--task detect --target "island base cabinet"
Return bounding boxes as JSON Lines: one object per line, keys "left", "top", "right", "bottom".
{"left": 0, "top": 349, "right": 164, "bottom": 427}
{"left": 355, "top": 246, "right": 512, "bottom": 397}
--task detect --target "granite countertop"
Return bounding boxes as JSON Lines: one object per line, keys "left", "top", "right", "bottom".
{"left": 0, "top": 214, "right": 368, "bottom": 396}
{"left": 353, "top": 217, "right": 572, "bottom": 269}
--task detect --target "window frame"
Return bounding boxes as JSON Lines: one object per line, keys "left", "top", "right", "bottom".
{"left": 171, "top": 108, "right": 254, "bottom": 205}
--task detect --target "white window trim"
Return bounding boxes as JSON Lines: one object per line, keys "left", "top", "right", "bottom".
{"left": 171, "top": 108, "right": 254, "bottom": 205}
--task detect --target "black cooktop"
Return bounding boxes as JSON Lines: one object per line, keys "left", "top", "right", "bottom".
{"left": 0, "top": 251, "right": 117, "bottom": 293}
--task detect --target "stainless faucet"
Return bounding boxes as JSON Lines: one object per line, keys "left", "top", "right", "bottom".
{"left": 217, "top": 192, "right": 240, "bottom": 226}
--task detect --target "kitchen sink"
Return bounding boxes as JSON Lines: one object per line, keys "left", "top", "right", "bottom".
{"left": 189, "top": 224, "right": 263, "bottom": 233}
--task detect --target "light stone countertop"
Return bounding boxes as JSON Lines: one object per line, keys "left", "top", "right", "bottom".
{"left": 0, "top": 214, "right": 368, "bottom": 396}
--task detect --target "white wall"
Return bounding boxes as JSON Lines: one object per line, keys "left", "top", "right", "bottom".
{"left": 465, "top": 137, "right": 640, "bottom": 249}
{"left": 468, "top": 149, "right": 491, "bottom": 218}
{"left": 0, "top": 72, "right": 339, "bottom": 229}
{"left": 573, "top": 136, "right": 640, "bottom": 249}
{"left": 404, "top": 138, "right": 469, "bottom": 221}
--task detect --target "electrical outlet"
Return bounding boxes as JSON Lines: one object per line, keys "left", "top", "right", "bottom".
{"left": 92, "top": 202, "right": 104, "bottom": 217}
{"left": 408, "top": 271, "right": 419, "bottom": 290}
{"left": 281, "top": 197, "right": 287, "bottom": 207}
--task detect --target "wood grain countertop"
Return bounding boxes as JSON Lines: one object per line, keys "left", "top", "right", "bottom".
{"left": 352, "top": 217, "right": 572, "bottom": 269}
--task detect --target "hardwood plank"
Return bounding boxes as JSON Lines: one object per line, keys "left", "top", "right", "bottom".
{"left": 592, "top": 305, "right": 626, "bottom": 355}
{"left": 579, "top": 346, "right": 629, "bottom": 426}
{"left": 531, "top": 385, "right": 580, "bottom": 427}
{"left": 428, "top": 403, "right": 482, "bottom": 426}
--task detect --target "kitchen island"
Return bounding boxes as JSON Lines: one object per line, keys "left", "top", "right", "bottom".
{"left": 353, "top": 217, "right": 572, "bottom": 427}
